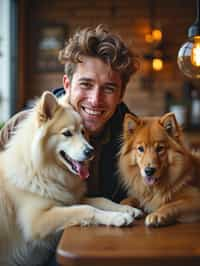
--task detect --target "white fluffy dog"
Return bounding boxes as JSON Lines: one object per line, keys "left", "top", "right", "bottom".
{"left": 0, "top": 92, "right": 142, "bottom": 265}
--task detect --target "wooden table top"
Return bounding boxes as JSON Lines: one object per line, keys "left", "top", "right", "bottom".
{"left": 57, "top": 219, "right": 200, "bottom": 266}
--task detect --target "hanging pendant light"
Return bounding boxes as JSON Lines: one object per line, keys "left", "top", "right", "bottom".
{"left": 177, "top": 0, "right": 200, "bottom": 78}
{"left": 144, "top": 0, "right": 165, "bottom": 72}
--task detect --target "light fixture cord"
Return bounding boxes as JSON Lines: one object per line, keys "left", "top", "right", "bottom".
{"left": 196, "top": 0, "right": 200, "bottom": 22}
{"left": 188, "top": 0, "right": 200, "bottom": 38}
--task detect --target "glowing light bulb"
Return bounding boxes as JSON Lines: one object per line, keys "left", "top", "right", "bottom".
{"left": 145, "top": 33, "right": 153, "bottom": 43}
{"left": 152, "top": 58, "right": 163, "bottom": 71}
{"left": 152, "top": 29, "right": 162, "bottom": 42}
{"left": 145, "top": 29, "right": 162, "bottom": 43}
{"left": 177, "top": 0, "right": 200, "bottom": 78}
{"left": 177, "top": 36, "right": 200, "bottom": 78}
{"left": 191, "top": 36, "right": 200, "bottom": 66}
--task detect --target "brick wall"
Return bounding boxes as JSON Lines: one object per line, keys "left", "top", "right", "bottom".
{"left": 22, "top": 0, "right": 198, "bottom": 116}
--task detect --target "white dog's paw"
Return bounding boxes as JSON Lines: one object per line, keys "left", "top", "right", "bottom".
{"left": 99, "top": 211, "right": 134, "bottom": 227}
{"left": 108, "top": 212, "right": 134, "bottom": 227}
{"left": 118, "top": 205, "right": 144, "bottom": 219}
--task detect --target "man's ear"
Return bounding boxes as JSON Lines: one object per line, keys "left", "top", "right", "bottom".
{"left": 159, "top": 112, "right": 180, "bottom": 137}
{"left": 123, "top": 113, "right": 140, "bottom": 138}
{"left": 38, "top": 91, "right": 58, "bottom": 123}
{"left": 63, "top": 74, "right": 71, "bottom": 96}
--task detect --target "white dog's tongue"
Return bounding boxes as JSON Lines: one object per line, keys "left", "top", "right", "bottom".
{"left": 74, "top": 162, "right": 89, "bottom": 180}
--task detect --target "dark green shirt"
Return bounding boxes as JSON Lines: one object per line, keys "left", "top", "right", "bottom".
{"left": 87, "top": 102, "right": 130, "bottom": 202}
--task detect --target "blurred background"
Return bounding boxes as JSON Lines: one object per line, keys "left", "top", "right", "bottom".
{"left": 0, "top": 0, "right": 200, "bottom": 144}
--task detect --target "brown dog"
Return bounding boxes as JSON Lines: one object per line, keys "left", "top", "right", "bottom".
{"left": 119, "top": 112, "right": 200, "bottom": 227}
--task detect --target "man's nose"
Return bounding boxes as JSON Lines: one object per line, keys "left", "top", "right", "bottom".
{"left": 89, "top": 88, "right": 102, "bottom": 105}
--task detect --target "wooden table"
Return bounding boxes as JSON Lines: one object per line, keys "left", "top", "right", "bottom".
{"left": 57, "top": 220, "right": 200, "bottom": 266}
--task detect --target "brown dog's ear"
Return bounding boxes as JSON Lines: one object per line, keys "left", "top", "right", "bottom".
{"left": 38, "top": 91, "right": 59, "bottom": 123}
{"left": 159, "top": 112, "right": 180, "bottom": 137}
{"left": 123, "top": 113, "right": 140, "bottom": 138}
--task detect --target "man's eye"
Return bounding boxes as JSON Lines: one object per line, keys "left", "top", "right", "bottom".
{"left": 62, "top": 130, "right": 72, "bottom": 137}
{"left": 137, "top": 146, "right": 144, "bottom": 153}
{"left": 80, "top": 82, "right": 91, "bottom": 89}
{"left": 104, "top": 87, "right": 115, "bottom": 94}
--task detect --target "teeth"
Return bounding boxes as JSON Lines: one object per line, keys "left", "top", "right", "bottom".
{"left": 83, "top": 107, "right": 102, "bottom": 115}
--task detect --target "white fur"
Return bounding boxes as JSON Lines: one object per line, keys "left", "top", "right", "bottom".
{"left": 0, "top": 92, "right": 140, "bottom": 265}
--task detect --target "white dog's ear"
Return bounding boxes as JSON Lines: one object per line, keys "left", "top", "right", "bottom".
{"left": 38, "top": 91, "right": 58, "bottom": 123}
{"left": 123, "top": 113, "right": 140, "bottom": 138}
{"left": 159, "top": 112, "right": 180, "bottom": 137}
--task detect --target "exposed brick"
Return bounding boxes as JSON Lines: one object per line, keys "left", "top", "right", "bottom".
{"left": 23, "top": 0, "right": 196, "bottom": 117}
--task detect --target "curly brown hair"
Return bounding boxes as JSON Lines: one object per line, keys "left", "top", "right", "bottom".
{"left": 58, "top": 25, "right": 139, "bottom": 91}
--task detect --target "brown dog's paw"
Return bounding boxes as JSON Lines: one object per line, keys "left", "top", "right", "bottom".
{"left": 120, "top": 197, "right": 140, "bottom": 208}
{"left": 145, "top": 212, "right": 173, "bottom": 227}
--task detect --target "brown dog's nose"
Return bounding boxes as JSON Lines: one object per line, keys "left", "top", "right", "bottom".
{"left": 145, "top": 167, "right": 156, "bottom": 176}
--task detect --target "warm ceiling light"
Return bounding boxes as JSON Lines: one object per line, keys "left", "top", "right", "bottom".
{"left": 145, "top": 33, "right": 154, "bottom": 43}
{"left": 145, "top": 29, "right": 162, "bottom": 43}
{"left": 177, "top": 0, "right": 200, "bottom": 78}
{"left": 152, "top": 58, "right": 163, "bottom": 71}
{"left": 152, "top": 29, "right": 162, "bottom": 42}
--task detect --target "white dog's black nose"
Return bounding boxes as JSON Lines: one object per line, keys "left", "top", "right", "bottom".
{"left": 145, "top": 167, "right": 156, "bottom": 176}
{"left": 84, "top": 146, "right": 94, "bottom": 159}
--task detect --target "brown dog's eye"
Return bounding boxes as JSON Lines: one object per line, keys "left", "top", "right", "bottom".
{"left": 156, "top": 146, "right": 164, "bottom": 153}
{"left": 137, "top": 146, "right": 144, "bottom": 153}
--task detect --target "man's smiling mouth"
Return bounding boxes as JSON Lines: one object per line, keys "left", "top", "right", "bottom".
{"left": 82, "top": 106, "right": 104, "bottom": 116}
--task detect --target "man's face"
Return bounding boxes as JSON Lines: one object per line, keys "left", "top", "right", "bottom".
{"left": 63, "top": 56, "right": 123, "bottom": 136}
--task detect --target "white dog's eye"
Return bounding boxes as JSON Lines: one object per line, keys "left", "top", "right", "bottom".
{"left": 62, "top": 130, "right": 72, "bottom": 137}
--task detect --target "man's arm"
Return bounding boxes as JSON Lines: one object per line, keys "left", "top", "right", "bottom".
{"left": 0, "top": 110, "right": 29, "bottom": 151}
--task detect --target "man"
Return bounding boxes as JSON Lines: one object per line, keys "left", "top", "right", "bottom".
{"left": 0, "top": 25, "right": 139, "bottom": 265}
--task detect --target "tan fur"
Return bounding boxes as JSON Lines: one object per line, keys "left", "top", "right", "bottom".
{"left": 119, "top": 112, "right": 200, "bottom": 227}
{"left": 0, "top": 92, "right": 142, "bottom": 265}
